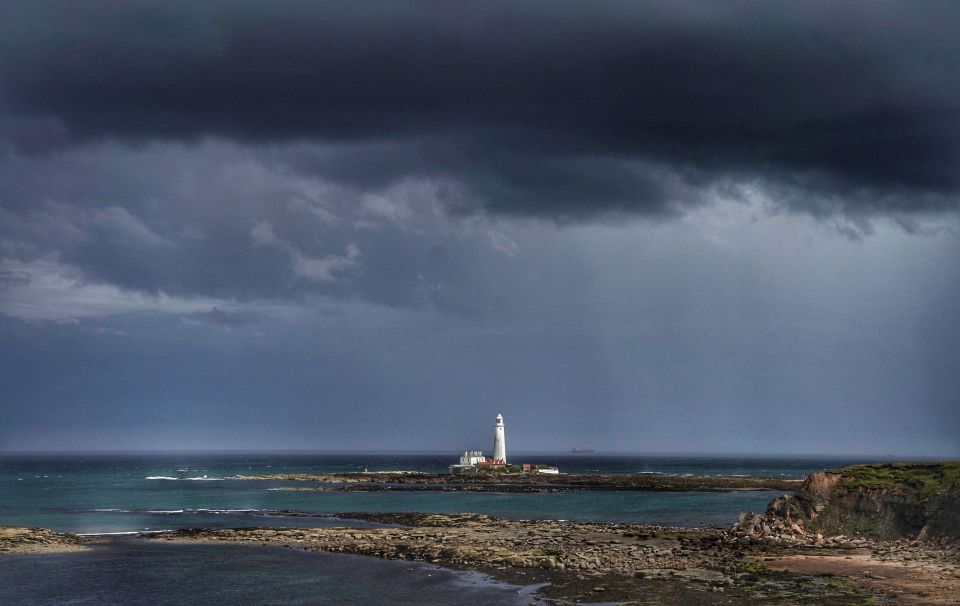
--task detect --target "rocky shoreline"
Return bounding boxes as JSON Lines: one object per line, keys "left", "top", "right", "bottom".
{"left": 147, "top": 512, "right": 959, "bottom": 604}
{"left": 3, "top": 512, "right": 958, "bottom": 603}
{"left": 238, "top": 472, "right": 801, "bottom": 493}
{"left": 0, "top": 525, "right": 87, "bottom": 555}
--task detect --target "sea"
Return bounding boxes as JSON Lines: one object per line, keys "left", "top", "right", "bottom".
{"left": 0, "top": 452, "right": 898, "bottom": 605}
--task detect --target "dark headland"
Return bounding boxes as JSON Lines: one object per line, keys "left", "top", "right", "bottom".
{"left": 4, "top": 463, "right": 959, "bottom": 604}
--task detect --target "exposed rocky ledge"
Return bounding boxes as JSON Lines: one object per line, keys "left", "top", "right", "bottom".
{"left": 0, "top": 526, "right": 87, "bottom": 554}
{"left": 4, "top": 509, "right": 959, "bottom": 603}
{"left": 733, "top": 462, "right": 960, "bottom": 543}
{"left": 151, "top": 512, "right": 959, "bottom": 604}
{"left": 237, "top": 472, "right": 800, "bottom": 492}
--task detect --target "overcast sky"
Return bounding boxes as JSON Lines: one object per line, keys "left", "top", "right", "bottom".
{"left": 1, "top": 1, "right": 958, "bottom": 456}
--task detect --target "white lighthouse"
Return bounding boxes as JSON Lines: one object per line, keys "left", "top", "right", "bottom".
{"left": 492, "top": 413, "right": 507, "bottom": 463}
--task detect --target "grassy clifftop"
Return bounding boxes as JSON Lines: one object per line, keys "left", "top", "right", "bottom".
{"left": 837, "top": 462, "right": 960, "bottom": 498}
{"left": 749, "top": 461, "right": 960, "bottom": 540}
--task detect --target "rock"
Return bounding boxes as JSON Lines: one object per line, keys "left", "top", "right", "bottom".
{"left": 733, "top": 464, "right": 960, "bottom": 542}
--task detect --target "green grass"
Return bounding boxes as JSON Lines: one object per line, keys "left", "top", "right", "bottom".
{"left": 837, "top": 462, "right": 960, "bottom": 498}
{"left": 736, "top": 561, "right": 768, "bottom": 575}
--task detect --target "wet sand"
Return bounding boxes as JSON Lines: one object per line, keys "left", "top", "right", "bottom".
{"left": 763, "top": 552, "right": 960, "bottom": 606}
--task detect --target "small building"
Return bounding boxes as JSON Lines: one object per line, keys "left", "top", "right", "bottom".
{"left": 448, "top": 450, "right": 487, "bottom": 474}
{"left": 520, "top": 463, "right": 559, "bottom": 474}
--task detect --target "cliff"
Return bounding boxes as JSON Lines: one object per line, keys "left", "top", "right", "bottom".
{"left": 735, "top": 462, "right": 960, "bottom": 542}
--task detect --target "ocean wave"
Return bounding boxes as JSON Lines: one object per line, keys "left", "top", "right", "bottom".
{"left": 189, "top": 508, "right": 276, "bottom": 516}
{"left": 82, "top": 507, "right": 270, "bottom": 516}
{"left": 144, "top": 475, "right": 227, "bottom": 481}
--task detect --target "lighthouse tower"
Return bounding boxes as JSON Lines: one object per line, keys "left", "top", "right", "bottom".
{"left": 492, "top": 413, "right": 507, "bottom": 463}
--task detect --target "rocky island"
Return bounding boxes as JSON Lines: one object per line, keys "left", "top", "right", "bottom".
{"left": 237, "top": 471, "right": 801, "bottom": 493}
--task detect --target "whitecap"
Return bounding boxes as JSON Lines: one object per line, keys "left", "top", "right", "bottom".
{"left": 207, "top": 509, "right": 259, "bottom": 514}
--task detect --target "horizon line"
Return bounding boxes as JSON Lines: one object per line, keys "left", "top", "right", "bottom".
{"left": 0, "top": 448, "right": 955, "bottom": 461}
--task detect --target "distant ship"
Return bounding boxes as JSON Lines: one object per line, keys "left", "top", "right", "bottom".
{"left": 570, "top": 448, "right": 594, "bottom": 454}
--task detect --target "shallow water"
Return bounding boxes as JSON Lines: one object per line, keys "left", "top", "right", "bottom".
{"left": 0, "top": 540, "right": 548, "bottom": 605}
{"left": 0, "top": 453, "right": 890, "bottom": 533}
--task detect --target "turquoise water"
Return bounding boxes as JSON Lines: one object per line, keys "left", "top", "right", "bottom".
{"left": 0, "top": 453, "right": 882, "bottom": 533}
{"left": 0, "top": 453, "right": 896, "bottom": 605}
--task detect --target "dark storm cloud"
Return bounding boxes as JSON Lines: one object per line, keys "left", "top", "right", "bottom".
{"left": 2, "top": 1, "right": 958, "bottom": 219}
{"left": 0, "top": 141, "right": 516, "bottom": 313}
